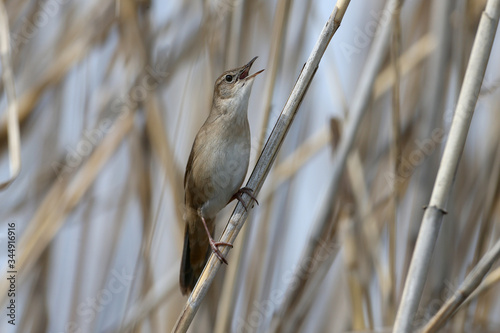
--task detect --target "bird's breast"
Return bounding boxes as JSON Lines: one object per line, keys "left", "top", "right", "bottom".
{"left": 197, "top": 121, "right": 250, "bottom": 218}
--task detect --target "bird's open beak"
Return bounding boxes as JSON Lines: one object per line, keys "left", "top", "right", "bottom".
{"left": 239, "top": 56, "right": 264, "bottom": 80}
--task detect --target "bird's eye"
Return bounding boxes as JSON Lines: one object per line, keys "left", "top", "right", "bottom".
{"left": 225, "top": 75, "right": 233, "bottom": 82}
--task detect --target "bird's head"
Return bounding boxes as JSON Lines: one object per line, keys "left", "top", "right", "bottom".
{"left": 213, "top": 57, "right": 264, "bottom": 107}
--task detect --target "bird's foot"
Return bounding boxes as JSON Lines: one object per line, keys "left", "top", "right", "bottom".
{"left": 209, "top": 238, "right": 233, "bottom": 265}
{"left": 232, "top": 187, "right": 259, "bottom": 211}
{"left": 200, "top": 215, "right": 233, "bottom": 265}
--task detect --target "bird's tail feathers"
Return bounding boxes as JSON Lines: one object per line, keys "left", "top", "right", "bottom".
{"left": 179, "top": 219, "right": 212, "bottom": 295}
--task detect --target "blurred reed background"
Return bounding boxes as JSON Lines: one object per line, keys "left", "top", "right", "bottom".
{"left": 0, "top": 0, "right": 500, "bottom": 332}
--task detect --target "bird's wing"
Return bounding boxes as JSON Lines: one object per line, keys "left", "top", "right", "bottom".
{"left": 184, "top": 140, "right": 196, "bottom": 189}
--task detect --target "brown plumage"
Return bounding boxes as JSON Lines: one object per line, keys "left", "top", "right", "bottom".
{"left": 180, "top": 57, "right": 263, "bottom": 295}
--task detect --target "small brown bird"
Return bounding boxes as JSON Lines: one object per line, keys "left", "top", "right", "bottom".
{"left": 180, "top": 57, "right": 263, "bottom": 295}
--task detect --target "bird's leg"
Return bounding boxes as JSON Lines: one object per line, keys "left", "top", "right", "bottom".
{"left": 231, "top": 187, "right": 259, "bottom": 211}
{"left": 200, "top": 215, "right": 233, "bottom": 265}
